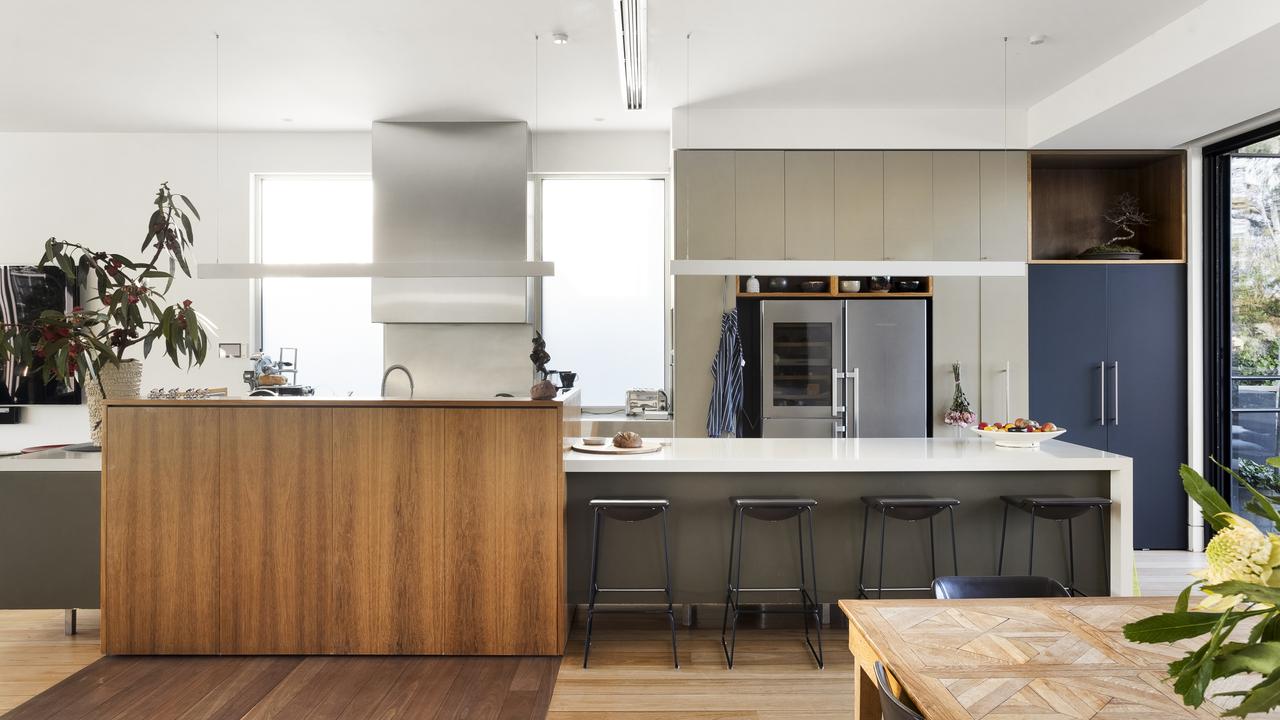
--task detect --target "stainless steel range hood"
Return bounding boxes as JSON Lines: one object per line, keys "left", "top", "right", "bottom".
{"left": 371, "top": 121, "right": 535, "bottom": 323}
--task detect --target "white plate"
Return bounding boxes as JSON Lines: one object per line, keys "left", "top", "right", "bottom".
{"left": 970, "top": 427, "right": 1066, "bottom": 448}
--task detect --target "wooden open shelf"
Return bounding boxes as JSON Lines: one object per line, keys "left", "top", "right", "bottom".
{"left": 735, "top": 275, "right": 933, "bottom": 299}
{"left": 1029, "top": 150, "right": 1186, "bottom": 263}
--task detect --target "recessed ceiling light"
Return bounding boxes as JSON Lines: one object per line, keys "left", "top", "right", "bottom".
{"left": 281, "top": 117, "right": 294, "bottom": 123}
{"left": 1029, "top": 34, "right": 1047, "bottom": 46}
{"left": 593, "top": 117, "right": 605, "bottom": 122}
{"left": 551, "top": 32, "right": 569, "bottom": 45}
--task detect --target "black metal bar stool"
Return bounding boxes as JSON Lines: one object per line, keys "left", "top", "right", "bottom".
{"left": 720, "top": 497, "right": 822, "bottom": 670}
{"left": 583, "top": 497, "right": 678, "bottom": 669}
{"left": 858, "top": 495, "right": 960, "bottom": 598}
{"left": 997, "top": 494, "right": 1112, "bottom": 596}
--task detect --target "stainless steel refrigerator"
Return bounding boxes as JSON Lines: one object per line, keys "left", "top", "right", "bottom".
{"left": 760, "top": 299, "right": 928, "bottom": 438}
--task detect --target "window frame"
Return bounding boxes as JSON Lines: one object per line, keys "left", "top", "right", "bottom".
{"left": 250, "top": 172, "right": 373, "bottom": 355}
{"left": 531, "top": 173, "right": 672, "bottom": 412}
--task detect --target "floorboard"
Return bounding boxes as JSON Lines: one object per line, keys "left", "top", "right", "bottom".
{"left": 0, "top": 550, "right": 1209, "bottom": 718}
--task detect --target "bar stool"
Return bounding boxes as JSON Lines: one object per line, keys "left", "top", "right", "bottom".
{"left": 858, "top": 495, "right": 960, "bottom": 599}
{"left": 997, "top": 495, "right": 1112, "bottom": 596}
{"left": 721, "top": 497, "right": 822, "bottom": 670}
{"left": 582, "top": 498, "right": 678, "bottom": 669}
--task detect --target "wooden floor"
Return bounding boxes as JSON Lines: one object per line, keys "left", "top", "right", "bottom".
{"left": 0, "top": 551, "right": 1209, "bottom": 719}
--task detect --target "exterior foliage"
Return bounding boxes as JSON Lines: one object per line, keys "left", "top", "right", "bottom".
{"left": 0, "top": 183, "right": 209, "bottom": 390}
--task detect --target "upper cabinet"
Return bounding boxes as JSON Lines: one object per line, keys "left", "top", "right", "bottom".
{"left": 673, "top": 148, "right": 1037, "bottom": 263}
{"left": 734, "top": 152, "right": 785, "bottom": 260}
{"left": 784, "top": 151, "right": 836, "bottom": 260}
{"left": 980, "top": 151, "right": 1029, "bottom": 261}
{"left": 834, "top": 151, "right": 885, "bottom": 260}
{"left": 675, "top": 150, "right": 736, "bottom": 260}
{"left": 1029, "top": 150, "right": 1186, "bottom": 263}
{"left": 883, "top": 151, "right": 934, "bottom": 260}
{"left": 932, "top": 151, "right": 980, "bottom": 260}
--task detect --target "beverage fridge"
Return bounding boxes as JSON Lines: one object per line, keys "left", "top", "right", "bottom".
{"left": 760, "top": 299, "right": 929, "bottom": 438}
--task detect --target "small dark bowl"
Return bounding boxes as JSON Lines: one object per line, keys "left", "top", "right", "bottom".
{"left": 766, "top": 277, "right": 790, "bottom": 292}
{"left": 894, "top": 279, "right": 922, "bottom": 292}
{"left": 798, "top": 280, "right": 827, "bottom": 293}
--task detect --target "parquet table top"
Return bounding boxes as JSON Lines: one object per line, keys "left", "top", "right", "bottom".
{"left": 837, "top": 596, "right": 1275, "bottom": 720}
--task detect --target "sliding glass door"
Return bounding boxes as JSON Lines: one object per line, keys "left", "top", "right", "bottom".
{"left": 1207, "top": 128, "right": 1280, "bottom": 529}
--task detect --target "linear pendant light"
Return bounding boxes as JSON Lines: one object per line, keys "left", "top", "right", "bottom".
{"left": 199, "top": 261, "right": 554, "bottom": 279}
{"left": 669, "top": 260, "right": 1025, "bottom": 277}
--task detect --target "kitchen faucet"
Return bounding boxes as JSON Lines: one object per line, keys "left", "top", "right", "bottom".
{"left": 381, "top": 364, "right": 415, "bottom": 398}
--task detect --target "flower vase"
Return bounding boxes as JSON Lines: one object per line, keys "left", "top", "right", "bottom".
{"left": 85, "top": 359, "right": 143, "bottom": 446}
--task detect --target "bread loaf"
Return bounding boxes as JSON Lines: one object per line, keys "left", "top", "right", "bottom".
{"left": 612, "top": 431, "right": 643, "bottom": 449}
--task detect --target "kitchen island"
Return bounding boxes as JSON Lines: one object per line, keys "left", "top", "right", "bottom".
{"left": 564, "top": 437, "right": 1134, "bottom": 603}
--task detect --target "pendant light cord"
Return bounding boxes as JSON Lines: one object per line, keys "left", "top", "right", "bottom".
{"left": 533, "top": 33, "right": 539, "bottom": 172}
{"left": 214, "top": 32, "right": 222, "bottom": 264}
{"left": 684, "top": 31, "right": 691, "bottom": 260}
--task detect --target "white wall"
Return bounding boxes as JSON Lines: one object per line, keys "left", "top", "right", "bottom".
{"left": 671, "top": 107, "right": 1028, "bottom": 150}
{"left": 533, "top": 130, "right": 670, "bottom": 174}
{"left": 0, "top": 131, "right": 370, "bottom": 447}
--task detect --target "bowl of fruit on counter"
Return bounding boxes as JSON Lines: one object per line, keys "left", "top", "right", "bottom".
{"left": 971, "top": 418, "right": 1064, "bottom": 448}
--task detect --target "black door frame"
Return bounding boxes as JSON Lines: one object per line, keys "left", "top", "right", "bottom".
{"left": 1203, "top": 119, "right": 1280, "bottom": 499}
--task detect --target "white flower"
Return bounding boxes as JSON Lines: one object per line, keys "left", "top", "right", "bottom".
{"left": 1192, "top": 513, "right": 1280, "bottom": 611}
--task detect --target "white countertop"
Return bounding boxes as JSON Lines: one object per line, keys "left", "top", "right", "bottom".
{"left": 0, "top": 448, "right": 102, "bottom": 472}
{"left": 564, "top": 437, "right": 1131, "bottom": 474}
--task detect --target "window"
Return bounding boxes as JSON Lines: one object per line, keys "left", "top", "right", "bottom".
{"left": 539, "top": 177, "right": 666, "bottom": 407}
{"left": 257, "top": 175, "right": 382, "bottom": 397}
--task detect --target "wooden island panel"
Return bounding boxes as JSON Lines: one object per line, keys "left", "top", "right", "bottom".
{"left": 102, "top": 407, "right": 220, "bottom": 655}
{"left": 218, "top": 407, "right": 335, "bottom": 654}
{"left": 330, "top": 408, "right": 446, "bottom": 654}
{"left": 102, "top": 400, "right": 566, "bottom": 656}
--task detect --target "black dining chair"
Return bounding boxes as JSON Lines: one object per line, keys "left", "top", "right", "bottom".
{"left": 931, "top": 574, "right": 1069, "bottom": 599}
{"left": 874, "top": 660, "right": 924, "bottom": 720}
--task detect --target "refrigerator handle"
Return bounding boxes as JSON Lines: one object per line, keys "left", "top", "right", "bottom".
{"left": 851, "top": 367, "right": 861, "bottom": 438}
{"left": 831, "top": 368, "right": 846, "bottom": 418}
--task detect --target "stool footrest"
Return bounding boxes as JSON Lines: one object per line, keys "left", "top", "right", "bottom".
{"left": 593, "top": 587, "right": 671, "bottom": 593}
{"left": 729, "top": 586, "right": 808, "bottom": 593}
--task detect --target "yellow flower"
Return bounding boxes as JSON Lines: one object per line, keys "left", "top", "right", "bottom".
{"left": 1192, "top": 513, "right": 1280, "bottom": 611}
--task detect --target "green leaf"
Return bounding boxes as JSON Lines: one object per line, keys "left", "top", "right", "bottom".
{"left": 1183, "top": 464, "right": 1234, "bottom": 531}
{"left": 178, "top": 194, "right": 200, "bottom": 220}
{"left": 1214, "top": 642, "right": 1280, "bottom": 679}
{"left": 1204, "top": 582, "right": 1280, "bottom": 606}
{"left": 1176, "top": 583, "right": 1195, "bottom": 614}
{"left": 180, "top": 212, "right": 194, "bottom": 246}
{"left": 1225, "top": 668, "right": 1280, "bottom": 716}
{"left": 1125, "top": 611, "right": 1226, "bottom": 644}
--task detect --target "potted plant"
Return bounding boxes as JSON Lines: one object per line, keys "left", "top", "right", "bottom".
{"left": 0, "top": 183, "right": 211, "bottom": 445}
{"left": 1079, "top": 192, "right": 1149, "bottom": 260}
{"left": 1125, "top": 459, "right": 1280, "bottom": 715}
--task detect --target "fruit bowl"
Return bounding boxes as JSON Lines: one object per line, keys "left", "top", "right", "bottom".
{"left": 970, "top": 426, "right": 1066, "bottom": 448}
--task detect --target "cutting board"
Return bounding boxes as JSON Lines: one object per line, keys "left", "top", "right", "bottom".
{"left": 570, "top": 441, "right": 663, "bottom": 455}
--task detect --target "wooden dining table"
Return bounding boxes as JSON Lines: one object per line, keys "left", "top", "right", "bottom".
{"left": 838, "top": 596, "right": 1268, "bottom": 720}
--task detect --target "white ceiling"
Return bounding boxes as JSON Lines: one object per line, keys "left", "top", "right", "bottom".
{"left": 0, "top": 0, "right": 1202, "bottom": 133}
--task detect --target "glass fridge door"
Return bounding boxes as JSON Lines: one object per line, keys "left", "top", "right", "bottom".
{"left": 761, "top": 301, "right": 844, "bottom": 420}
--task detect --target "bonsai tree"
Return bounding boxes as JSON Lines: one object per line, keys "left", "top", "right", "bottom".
{"left": 1081, "top": 192, "right": 1150, "bottom": 258}
{"left": 0, "top": 183, "right": 210, "bottom": 393}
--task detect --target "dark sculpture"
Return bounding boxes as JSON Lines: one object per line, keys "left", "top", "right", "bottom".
{"left": 529, "top": 332, "right": 556, "bottom": 400}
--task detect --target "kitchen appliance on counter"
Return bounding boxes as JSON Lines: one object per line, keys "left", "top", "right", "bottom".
{"left": 626, "top": 388, "right": 668, "bottom": 416}
{"left": 243, "top": 350, "right": 314, "bottom": 397}
{"left": 760, "top": 300, "right": 928, "bottom": 438}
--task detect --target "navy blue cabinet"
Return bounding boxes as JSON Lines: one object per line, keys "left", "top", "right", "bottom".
{"left": 1029, "top": 265, "right": 1187, "bottom": 549}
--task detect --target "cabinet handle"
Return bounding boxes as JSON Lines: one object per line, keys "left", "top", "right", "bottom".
{"left": 1099, "top": 361, "right": 1106, "bottom": 426}
{"left": 1112, "top": 361, "right": 1120, "bottom": 426}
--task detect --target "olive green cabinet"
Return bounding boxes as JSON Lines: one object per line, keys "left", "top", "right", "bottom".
{"left": 733, "top": 152, "right": 785, "bottom": 260}
{"left": 883, "top": 152, "right": 934, "bottom": 260}
{"left": 980, "top": 151, "right": 1029, "bottom": 261}
{"left": 834, "top": 151, "right": 885, "bottom": 260}
{"left": 784, "top": 151, "right": 835, "bottom": 260}
{"left": 674, "top": 151, "right": 736, "bottom": 260}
